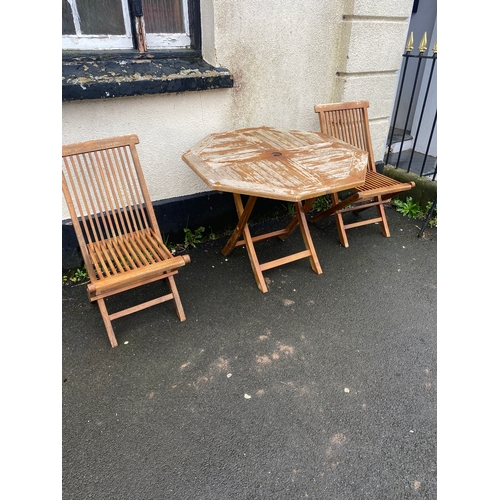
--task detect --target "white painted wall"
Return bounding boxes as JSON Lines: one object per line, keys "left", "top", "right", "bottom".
{"left": 62, "top": 0, "right": 414, "bottom": 221}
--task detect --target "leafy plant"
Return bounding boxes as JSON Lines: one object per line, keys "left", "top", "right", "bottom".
{"left": 425, "top": 200, "right": 437, "bottom": 227}
{"left": 392, "top": 196, "right": 424, "bottom": 219}
{"left": 312, "top": 195, "right": 332, "bottom": 212}
{"left": 73, "top": 268, "right": 88, "bottom": 282}
{"left": 184, "top": 226, "right": 205, "bottom": 248}
{"left": 62, "top": 267, "right": 89, "bottom": 285}
{"left": 392, "top": 197, "right": 437, "bottom": 227}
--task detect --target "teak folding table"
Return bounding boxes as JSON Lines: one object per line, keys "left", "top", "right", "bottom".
{"left": 182, "top": 126, "right": 368, "bottom": 292}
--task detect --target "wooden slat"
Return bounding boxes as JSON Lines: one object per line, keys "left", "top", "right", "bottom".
{"left": 86, "top": 228, "right": 186, "bottom": 282}
{"left": 62, "top": 134, "right": 140, "bottom": 156}
{"left": 259, "top": 250, "right": 312, "bottom": 272}
{"left": 108, "top": 294, "right": 175, "bottom": 321}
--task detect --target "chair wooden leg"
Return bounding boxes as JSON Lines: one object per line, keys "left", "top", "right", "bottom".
{"left": 376, "top": 198, "right": 391, "bottom": 237}
{"left": 332, "top": 192, "right": 349, "bottom": 248}
{"left": 96, "top": 298, "right": 118, "bottom": 348}
{"left": 167, "top": 275, "right": 186, "bottom": 321}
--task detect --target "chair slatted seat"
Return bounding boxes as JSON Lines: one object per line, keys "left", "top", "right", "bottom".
{"left": 311, "top": 101, "right": 415, "bottom": 247}
{"left": 62, "top": 134, "right": 190, "bottom": 347}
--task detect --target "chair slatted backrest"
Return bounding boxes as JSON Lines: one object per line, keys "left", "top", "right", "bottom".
{"left": 62, "top": 134, "right": 161, "bottom": 278}
{"left": 315, "top": 101, "right": 377, "bottom": 173}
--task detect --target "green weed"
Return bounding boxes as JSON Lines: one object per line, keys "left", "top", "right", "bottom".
{"left": 62, "top": 267, "right": 89, "bottom": 285}
{"left": 184, "top": 226, "right": 205, "bottom": 248}
{"left": 393, "top": 197, "right": 437, "bottom": 227}
{"left": 392, "top": 196, "right": 423, "bottom": 218}
{"left": 425, "top": 200, "right": 437, "bottom": 227}
{"left": 312, "top": 195, "right": 332, "bottom": 212}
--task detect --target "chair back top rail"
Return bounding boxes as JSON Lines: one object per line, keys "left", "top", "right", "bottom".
{"left": 315, "top": 101, "right": 376, "bottom": 173}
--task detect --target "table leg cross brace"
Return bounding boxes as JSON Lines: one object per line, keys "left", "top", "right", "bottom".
{"left": 222, "top": 194, "right": 322, "bottom": 293}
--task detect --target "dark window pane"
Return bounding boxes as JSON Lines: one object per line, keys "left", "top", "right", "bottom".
{"left": 62, "top": 0, "right": 76, "bottom": 35}
{"left": 143, "top": 0, "right": 184, "bottom": 33}
{"left": 78, "top": 0, "right": 127, "bottom": 35}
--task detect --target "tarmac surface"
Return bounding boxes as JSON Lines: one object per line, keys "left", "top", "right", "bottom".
{"left": 62, "top": 206, "right": 437, "bottom": 499}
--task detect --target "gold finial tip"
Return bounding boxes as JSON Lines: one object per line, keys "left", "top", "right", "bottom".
{"left": 406, "top": 32, "right": 414, "bottom": 52}
{"left": 419, "top": 32, "right": 428, "bottom": 52}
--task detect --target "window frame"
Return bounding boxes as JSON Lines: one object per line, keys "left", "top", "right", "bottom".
{"left": 142, "top": 0, "right": 191, "bottom": 50}
{"left": 62, "top": 0, "right": 195, "bottom": 52}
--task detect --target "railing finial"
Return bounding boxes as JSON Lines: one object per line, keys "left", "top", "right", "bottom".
{"left": 406, "top": 32, "right": 414, "bottom": 52}
{"left": 433, "top": 40, "right": 437, "bottom": 54}
{"left": 419, "top": 32, "right": 428, "bottom": 53}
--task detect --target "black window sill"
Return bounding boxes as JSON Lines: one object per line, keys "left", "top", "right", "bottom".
{"left": 62, "top": 50, "right": 233, "bottom": 101}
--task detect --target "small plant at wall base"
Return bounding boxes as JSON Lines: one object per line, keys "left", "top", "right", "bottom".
{"left": 62, "top": 267, "right": 89, "bottom": 285}
{"left": 312, "top": 195, "right": 332, "bottom": 212}
{"left": 392, "top": 196, "right": 422, "bottom": 218}
{"left": 425, "top": 201, "right": 437, "bottom": 228}
{"left": 392, "top": 197, "right": 437, "bottom": 227}
{"left": 184, "top": 226, "right": 205, "bottom": 248}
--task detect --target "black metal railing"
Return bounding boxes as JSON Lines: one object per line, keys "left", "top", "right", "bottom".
{"left": 384, "top": 32, "right": 437, "bottom": 181}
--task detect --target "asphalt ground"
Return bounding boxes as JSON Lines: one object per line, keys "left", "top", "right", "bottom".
{"left": 62, "top": 207, "right": 437, "bottom": 499}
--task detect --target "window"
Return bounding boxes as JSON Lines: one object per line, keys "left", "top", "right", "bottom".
{"left": 62, "top": 0, "right": 191, "bottom": 51}
{"left": 62, "top": 0, "right": 234, "bottom": 100}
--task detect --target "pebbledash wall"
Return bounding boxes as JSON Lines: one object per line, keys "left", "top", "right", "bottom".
{"left": 62, "top": 0, "right": 414, "bottom": 270}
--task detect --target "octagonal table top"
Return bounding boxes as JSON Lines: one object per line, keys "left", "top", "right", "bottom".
{"left": 182, "top": 126, "right": 368, "bottom": 202}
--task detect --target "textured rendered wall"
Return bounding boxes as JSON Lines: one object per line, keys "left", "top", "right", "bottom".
{"left": 62, "top": 90, "right": 234, "bottom": 218}
{"left": 332, "top": 0, "right": 414, "bottom": 159}
{"left": 62, "top": 0, "right": 413, "bottom": 221}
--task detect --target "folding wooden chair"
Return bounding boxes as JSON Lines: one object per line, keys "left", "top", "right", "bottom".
{"left": 62, "top": 134, "right": 190, "bottom": 347}
{"left": 311, "top": 101, "right": 415, "bottom": 247}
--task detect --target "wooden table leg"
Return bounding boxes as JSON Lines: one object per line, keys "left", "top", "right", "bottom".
{"left": 294, "top": 200, "right": 322, "bottom": 275}
{"left": 222, "top": 194, "right": 268, "bottom": 293}
{"left": 279, "top": 197, "right": 317, "bottom": 241}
